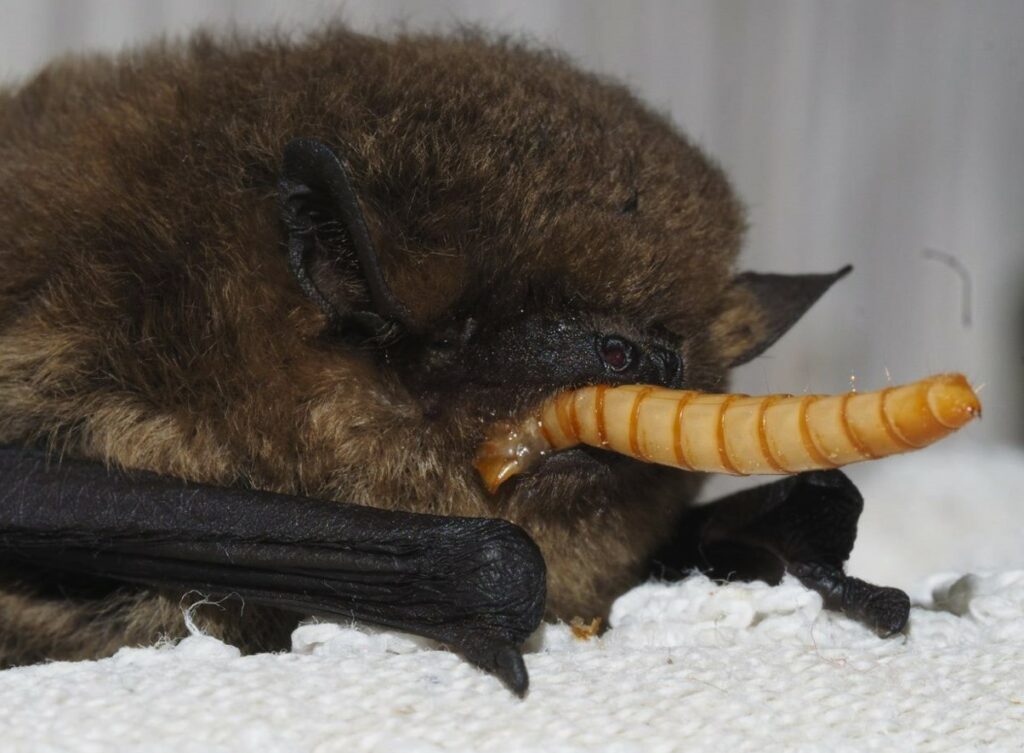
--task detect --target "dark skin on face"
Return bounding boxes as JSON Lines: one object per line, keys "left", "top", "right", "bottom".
{"left": 0, "top": 32, "right": 910, "bottom": 697}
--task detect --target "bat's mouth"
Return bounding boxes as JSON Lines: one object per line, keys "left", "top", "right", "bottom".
{"left": 496, "top": 445, "right": 632, "bottom": 500}
{"left": 531, "top": 445, "right": 623, "bottom": 476}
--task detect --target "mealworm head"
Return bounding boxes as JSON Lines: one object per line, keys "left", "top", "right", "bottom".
{"left": 475, "top": 373, "right": 981, "bottom": 492}
{"left": 474, "top": 417, "right": 551, "bottom": 494}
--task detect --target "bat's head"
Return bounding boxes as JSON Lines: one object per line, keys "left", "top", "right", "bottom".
{"left": 272, "top": 35, "right": 848, "bottom": 614}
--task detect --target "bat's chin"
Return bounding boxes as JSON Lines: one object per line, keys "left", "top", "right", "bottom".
{"left": 533, "top": 446, "right": 624, "bottom": 477}
{"left": 502, "top": 445, "right": 680, "bottom": 517}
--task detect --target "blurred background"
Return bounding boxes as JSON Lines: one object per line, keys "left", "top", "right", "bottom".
{"left": 1, "top": 0, "right": 1022, "bottom": 589}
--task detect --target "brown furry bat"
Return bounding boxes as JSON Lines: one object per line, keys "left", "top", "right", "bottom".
{"left": 0, "top": 27, "right": 908, "bottom": 693}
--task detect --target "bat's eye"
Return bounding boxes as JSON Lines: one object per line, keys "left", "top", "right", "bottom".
{"left": 598, "top": 336, "right": 636, "bottom": 372}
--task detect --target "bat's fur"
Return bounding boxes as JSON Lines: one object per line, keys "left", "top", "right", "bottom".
{"left": 0, "top": 27, "right": 780, "bottom": 664}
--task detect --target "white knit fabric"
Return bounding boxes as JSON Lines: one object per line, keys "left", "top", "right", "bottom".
{"left": 1, "top": 571, "right": 1022, "bottom": 752}
{"left": 3, "top": 443, "right": 1024, "bottom": 752}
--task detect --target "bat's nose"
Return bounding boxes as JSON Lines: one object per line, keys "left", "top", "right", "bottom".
{"left": 650, "top": 346, "right": 684, "bottom": 389}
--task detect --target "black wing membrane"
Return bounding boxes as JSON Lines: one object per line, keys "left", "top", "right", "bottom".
{"left": 0, "top": 445, "right": 545, "bottom": 695}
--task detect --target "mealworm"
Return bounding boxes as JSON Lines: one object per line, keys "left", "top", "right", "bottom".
{"left": 475, "top": 373, "right": 981, "bottom": 493}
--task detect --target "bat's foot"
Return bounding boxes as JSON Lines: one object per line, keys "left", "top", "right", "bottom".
{"left": 652, "top": 469, "right": 911, "bottom": 636}
{"left": 787, "top": 561, "right": 910, "bottom": 636}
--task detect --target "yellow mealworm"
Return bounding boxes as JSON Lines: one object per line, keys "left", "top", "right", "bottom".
{"left": 475, "top": 373, "right": 980, "bottom": 493}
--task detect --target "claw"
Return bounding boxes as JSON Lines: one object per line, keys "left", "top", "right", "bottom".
{"left": 438, "top": 628, "right": 531, "bottom": 697}
{"left": 491, "top": 641, "right": 530, "bottom": 697}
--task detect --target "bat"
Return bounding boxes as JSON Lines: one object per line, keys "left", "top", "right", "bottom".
{"left": 0, "top": 27, "right": 970, "bottom": 695}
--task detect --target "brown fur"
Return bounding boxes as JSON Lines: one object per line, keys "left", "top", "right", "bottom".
{"left": 0, "top": 27, "right": 755, "bottom": 663}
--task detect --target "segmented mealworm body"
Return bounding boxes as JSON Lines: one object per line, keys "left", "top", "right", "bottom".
{"left": 475, "top": 373, "right": 980, "bottom": 493}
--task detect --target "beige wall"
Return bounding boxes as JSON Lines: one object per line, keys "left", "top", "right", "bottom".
{"left": 3, "top": 0, "right": 1021, "bottom": 448}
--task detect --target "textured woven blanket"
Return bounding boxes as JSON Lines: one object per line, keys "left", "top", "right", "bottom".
{"left": 2, "top": 444, "right": 1023, "bottom": 752}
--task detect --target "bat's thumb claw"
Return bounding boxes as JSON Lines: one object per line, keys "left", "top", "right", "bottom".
{"left": 446, "top": 631, "right": 530, "bottom": 697}
{"left": 492, "top": 642, "right": 529, "bottom": 697}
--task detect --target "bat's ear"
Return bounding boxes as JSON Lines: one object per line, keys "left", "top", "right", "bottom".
{"left": 278, "top": 138, "right": 412, "bottom": 342}
{"left": 712, "top": 265, "right": 852, "bottom": 367}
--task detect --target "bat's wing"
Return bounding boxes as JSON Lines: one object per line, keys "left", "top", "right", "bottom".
{"left": 0, "top": 445, "right": 545, "bottom": 695}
